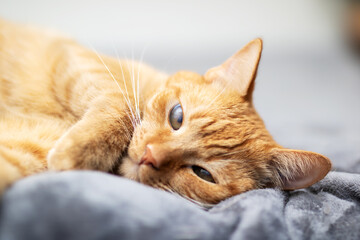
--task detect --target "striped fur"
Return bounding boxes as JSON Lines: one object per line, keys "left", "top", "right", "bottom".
{"left": 0, "top": 20, "right": 331, "bottom": 204}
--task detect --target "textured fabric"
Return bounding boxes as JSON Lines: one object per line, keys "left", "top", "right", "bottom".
{"left": 0, "top": 171, "right": 359, "bottom": 240}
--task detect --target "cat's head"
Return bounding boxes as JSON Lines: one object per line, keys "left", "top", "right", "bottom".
{"left": 121, "top": 39, "right": 331, "bottom": 205}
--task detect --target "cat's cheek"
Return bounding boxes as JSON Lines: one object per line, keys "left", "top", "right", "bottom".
{"left": 126, "top": 144, "right": 138, "bottom": 164}
{"left": 169, "top": 169, "right": 200, "bottom": 197}
{"left": 169, "top": 169, "right": 234, "bottom": 204}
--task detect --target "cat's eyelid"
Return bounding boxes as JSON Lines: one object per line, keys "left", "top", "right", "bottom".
{"left": 164, "top": 99, "right": 178, "bottom": 128}
{"left": 189, "top": 165, "right": 217, "bottom": 184}
{"left": 178, "top": 101, "right": 187, "bottom": 129}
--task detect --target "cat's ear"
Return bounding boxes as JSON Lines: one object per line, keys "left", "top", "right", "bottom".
{"left": 271, "top": 148, "right": 332, "bottom": 190}
{"left": 204, "top": 38, "right": 262, "bottom": 99}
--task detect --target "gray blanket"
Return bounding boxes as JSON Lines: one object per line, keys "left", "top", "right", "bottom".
{"left": 0, "top": 170, "right": 359, "bottom": 240}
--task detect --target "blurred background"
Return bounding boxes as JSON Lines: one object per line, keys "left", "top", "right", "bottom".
{"left": 1, "top": 0, "right": 359, "bottom": 172}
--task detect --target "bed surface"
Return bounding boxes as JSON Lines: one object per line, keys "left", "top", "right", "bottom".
{"left": 0, "top": 170, "right": 359, "bottom": 240}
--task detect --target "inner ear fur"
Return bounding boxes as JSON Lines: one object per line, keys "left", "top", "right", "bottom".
{"left": 270, "top": 148, "right": 332, "bottom": 190}
{"left": 204, "top": 38, "right": 263, "bottom": 100}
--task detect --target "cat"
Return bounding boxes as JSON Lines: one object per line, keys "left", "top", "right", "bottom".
{"left": 0, "top": 19, "right": 331, "bottom": 204}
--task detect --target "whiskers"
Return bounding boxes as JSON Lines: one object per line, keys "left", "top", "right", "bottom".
{"left": 88, "top": 43, "right": 144, "bottom": 131}
{"left": 125, "top": 54, "right": 141, "bottom": 126}
{"left": 136, "top": 47, "right": 147, "bottom": 124}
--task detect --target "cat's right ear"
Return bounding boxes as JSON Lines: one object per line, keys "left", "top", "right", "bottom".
{"left": 204, "top": 38, "right": 262, "bottom": 99}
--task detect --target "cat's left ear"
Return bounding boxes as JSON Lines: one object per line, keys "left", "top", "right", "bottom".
{"left": 271, "top": 148, "right": 332, "bottom": 190}
{"left": 204, "top": 38, "right": 262, "bottom": 99}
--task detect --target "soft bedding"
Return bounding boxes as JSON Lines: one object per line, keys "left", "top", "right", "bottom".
{"left": 0, "top": 170, "right": 359, "bottom": 240}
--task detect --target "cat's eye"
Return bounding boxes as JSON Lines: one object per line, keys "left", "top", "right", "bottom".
{"left": 191, "top": 166, "right": 215, "bottom": 183}
{"left": 169, "top": 103, "right": 183, "bottom": 130}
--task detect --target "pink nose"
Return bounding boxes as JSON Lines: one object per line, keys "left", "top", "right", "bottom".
{"left": 139, "top": 145, "right": 158, "bottom": 169}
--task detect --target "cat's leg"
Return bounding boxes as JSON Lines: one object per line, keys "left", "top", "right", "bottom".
{"left": 0, "top": 155, "right": 22, "bottom": 194}
{"left": 0, "top": 146, "right": 44, "bottom": 194}
{"left": 47, "top": 93, "right": 135, "bottom": 172}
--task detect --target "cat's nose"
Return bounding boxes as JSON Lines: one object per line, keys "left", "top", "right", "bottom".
{"left": 139, "top": 145, "right": 159, "bottom": 169}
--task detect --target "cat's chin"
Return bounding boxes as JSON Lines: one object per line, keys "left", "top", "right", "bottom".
{"left": 120, "top": 156, "right": 152, "bottom": 183}
{"left": 120, "top": 157, "right": 140, "bottom": 181}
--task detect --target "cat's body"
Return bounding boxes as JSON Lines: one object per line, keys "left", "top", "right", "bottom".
{"left": 0, "top": 20, "right": 331, "bottom": 204}
{"left": 0, "top": 20, "right": 163, "bottom": 190}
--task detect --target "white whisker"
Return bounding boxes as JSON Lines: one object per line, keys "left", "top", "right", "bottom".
{"left": 136, "top": 46, "right": 147, "bottom": 126}
{"left": 88, "top": 44, "right": 136, "bottom": 129}
{"left": 106, "top": 107, "right": 133, "bottom": 141}
{"left": 125, "top": 58, "right": 140, "bottom": 126}
{"left": 131, "top": 50, "right": 142, "bottom": 126}
{"left": 131, "top": 52, "right": 140, "bottom": 125}
{"left": 113, "top": 48, "right": 138, "bottom": 129}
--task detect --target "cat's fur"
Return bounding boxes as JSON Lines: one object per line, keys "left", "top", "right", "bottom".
{"left": 0, "top": 20, "right": 331, "bottom": 204}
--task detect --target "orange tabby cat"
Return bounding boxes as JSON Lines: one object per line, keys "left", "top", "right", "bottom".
{"left": 0, "top": 20, "right": 331, "bottom": 204}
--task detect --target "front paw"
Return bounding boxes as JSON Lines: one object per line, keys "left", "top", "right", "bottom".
{"left": 47, "top": 100, "right": 132, "bottom": 172}
{"left": 47, "top": 126, "right": 124, "bottom": 172}
{"left": 47, "top": 135, "right": 79, "bottom": 171}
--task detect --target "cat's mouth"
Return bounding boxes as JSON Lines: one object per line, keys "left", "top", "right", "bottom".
{"left": 121, "top": 156, "right": 157, "bottom": 183}
{"left": 138, "top": 158, "right": 159, "bottom": 170}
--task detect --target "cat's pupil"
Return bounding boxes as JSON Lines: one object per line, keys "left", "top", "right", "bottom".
{"left": 191, "top": 166, "right": 215, "bottom": 183}
{"left": 169, "top": 103, "right": 183, "bottom": 130}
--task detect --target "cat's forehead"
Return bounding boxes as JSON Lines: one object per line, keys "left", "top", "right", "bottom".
{"left": 166, "top": 71, "right": 204, "bottom": 86}
{"left": 166, "top": 71, "right": 248, "bottom": 111}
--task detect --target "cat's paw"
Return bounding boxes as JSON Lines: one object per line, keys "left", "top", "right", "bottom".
{"left": 47, "top": 101, "right": 132, "bottom": 172}
{"left": 47, "top": 123, "right": 123, "bottom": 172}
{"left": 47, "top": 135, "right": 79, "bottom": 171}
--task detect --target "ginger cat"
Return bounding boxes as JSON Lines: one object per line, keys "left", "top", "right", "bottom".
{"left": 0, "top": 20, "right": 331, "bottom": 204}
